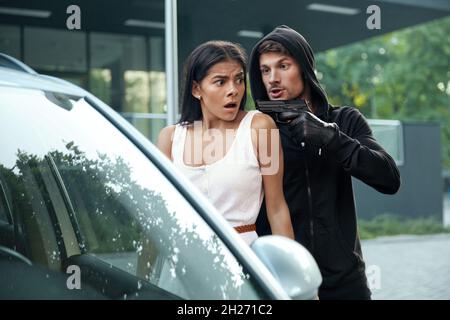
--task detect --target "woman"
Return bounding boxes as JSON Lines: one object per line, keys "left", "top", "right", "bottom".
{"left": 157, "top": 41, "right": 294, "bottom": 245}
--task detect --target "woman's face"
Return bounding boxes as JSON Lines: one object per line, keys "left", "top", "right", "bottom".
{"left": 192, "top": 59, "right": 245, "bottom": 122}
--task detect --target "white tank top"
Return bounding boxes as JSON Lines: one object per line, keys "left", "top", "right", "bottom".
{"left": 172, "top": 111, "right": 263, "bottom": 245}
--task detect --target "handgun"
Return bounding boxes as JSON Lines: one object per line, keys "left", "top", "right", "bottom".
{"left": 255, "top": 99, "right": 310, "bottom": 124}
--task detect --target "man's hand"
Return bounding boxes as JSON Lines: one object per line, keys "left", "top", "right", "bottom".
{"left": 279, "top": 111, "right": 339, "bottom": 148}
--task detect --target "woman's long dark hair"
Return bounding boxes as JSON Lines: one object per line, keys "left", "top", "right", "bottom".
{"left": 179, "top": 41, "right": 247, "bottom": 124}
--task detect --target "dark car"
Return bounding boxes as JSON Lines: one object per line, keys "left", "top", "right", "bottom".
{"left": 0, "top": 53, "right": 321, "bottom": 300}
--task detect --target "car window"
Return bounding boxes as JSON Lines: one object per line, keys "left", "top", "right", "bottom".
{"left": 0, "top": 141, "right": 65, "bottom": 270}
{"left": 0, "top": 179, "right": 11, "bottom": 223}
{"left": 0, "top": 86, "right": 266, "bottom": 299}
{"left": 0, "top": 175, "right": 15, "bottom": 249}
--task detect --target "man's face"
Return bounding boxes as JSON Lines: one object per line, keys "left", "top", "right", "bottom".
{"left": 259, "top": 52, "right": 304, "bottom": 100}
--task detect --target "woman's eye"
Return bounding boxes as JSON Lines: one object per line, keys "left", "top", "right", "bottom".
{"left": 215, "top": 80, "right": 224, "bottom": 85}
{"left": 261, "top": 68, "right": 269, "bottom": 75}
{"left": 236, "top": 78, "right": 244, "bottom": 84}
{"left": 281, "top": 64, "right": 287, "bottom": 69}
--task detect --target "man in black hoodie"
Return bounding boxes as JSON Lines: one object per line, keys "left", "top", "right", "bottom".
{"left": 249, "top": 25, "right": 401, "bottom": 300}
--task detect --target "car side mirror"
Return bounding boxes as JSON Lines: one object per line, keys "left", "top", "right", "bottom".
{"left": 251, "top": 235, "right": 322, "bottom": 300}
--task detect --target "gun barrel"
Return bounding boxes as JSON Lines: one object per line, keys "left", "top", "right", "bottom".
{"left": 256, "top": 99, "right": 308, "bottom": 112}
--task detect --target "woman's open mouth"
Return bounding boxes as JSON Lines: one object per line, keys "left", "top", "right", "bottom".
{"left": 224, "top": 102, "right": 238, "bottom": 109}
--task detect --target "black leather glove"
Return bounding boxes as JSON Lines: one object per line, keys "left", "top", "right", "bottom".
{"left": 279, "top": 111, "right": 339, "bottom": 148}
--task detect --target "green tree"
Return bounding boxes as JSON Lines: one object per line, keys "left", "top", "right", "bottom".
{"left": 316, "top": 16, "right": 450, "bottom": 169}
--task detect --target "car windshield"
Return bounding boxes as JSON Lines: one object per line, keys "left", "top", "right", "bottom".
{"left": 0, "top": 86, "right": 266, "bottom": 299}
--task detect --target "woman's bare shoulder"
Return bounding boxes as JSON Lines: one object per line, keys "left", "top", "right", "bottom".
{"left": 251, "top": 112, "right": 277, "bottom": 130}
{"left": 159, "top": 124, "right": 177, "bottom": 138}
{"left": 157, "top": 124, "right": 177, "bottom": 159}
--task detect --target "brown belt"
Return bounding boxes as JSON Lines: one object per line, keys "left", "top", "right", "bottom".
{"left": 234, "top": 224, "right": 256, "bottom": 234}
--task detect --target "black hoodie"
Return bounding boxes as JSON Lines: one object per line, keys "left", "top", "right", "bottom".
{"left": 249, "top": 26, "right": 401, "bottom": 298}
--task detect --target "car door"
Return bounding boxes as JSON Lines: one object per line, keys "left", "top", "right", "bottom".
{"left": 0, "top": 85, "right": 273, "bottom": 299}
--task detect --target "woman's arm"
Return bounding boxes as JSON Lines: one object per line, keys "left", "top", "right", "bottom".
{"left": 156, "top": 125, "right": 176, "bottom": 160}
{"left": 252, "top": 113, "right": 294, "bottom": 240}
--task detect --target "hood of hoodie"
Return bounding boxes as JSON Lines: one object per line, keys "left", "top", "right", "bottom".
{"left": 249, "top": 25, "right": 329, "bottom": 118}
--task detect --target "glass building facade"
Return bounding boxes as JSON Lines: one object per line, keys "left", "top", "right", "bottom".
{"left": 0, "top": 0, "right": 167, "bottom": 142}
{"left": 1, "top": 0, "right": 448, "bottom": 144}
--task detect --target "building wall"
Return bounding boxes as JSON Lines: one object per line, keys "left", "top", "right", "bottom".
{"left": 0, "top": 24, "right": 167, "bottom": 143}
{"left": 354, "top": 123, "right": 443, "bottom": 221}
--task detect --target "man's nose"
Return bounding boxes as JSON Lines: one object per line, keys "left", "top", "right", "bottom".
{"left": 269, "top": 70, "right": 280, "bottom": 84}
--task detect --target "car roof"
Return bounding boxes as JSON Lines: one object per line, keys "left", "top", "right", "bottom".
{"left": 0, "top": 66, "right": 86, "bottom": 97}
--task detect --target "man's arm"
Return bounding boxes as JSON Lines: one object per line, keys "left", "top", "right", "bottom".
{"left": 325, "top": 107, "right": 401, "bottom": 194}
{"left": 287, "top": 106, "right": 400, "bottom": 194}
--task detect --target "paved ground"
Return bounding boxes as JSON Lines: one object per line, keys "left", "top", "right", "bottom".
{"left": 361, "top": 233, "right": 450, "bottom": 300}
